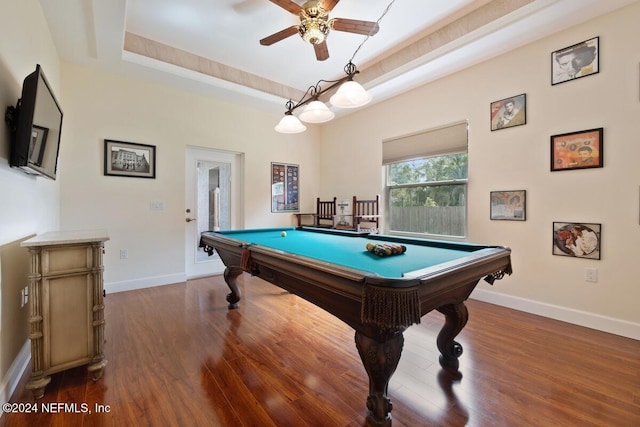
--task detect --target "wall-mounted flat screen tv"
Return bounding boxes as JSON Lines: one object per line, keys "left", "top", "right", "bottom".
{"left": 6, "top": 64, "right": 63, "bottom": 180}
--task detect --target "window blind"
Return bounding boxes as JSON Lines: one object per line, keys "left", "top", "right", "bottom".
{"left": 382, "top": 121, "right": 468, "bottom": 165}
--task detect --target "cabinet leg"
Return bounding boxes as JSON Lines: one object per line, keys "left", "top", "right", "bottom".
{"left": 26, "top": 375, "right": 51, "bottom": 399}
{"left": 88, "top": 358, "right": 108, "bottom": 380}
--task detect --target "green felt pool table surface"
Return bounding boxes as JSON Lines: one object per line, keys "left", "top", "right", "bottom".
{"left": 215, "top": 227, "right": 494, "bottom": 279}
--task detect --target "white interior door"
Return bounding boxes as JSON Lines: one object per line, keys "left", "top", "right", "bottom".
{"left": 185, "top": 146, "right": 242, "bottom": 279}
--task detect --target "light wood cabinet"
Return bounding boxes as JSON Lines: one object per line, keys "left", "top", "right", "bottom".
{"left": 21, "top": 230, "right": 109, "bottom": 398}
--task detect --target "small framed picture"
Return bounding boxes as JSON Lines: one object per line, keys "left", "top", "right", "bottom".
{"left": 553, "top": 222, "right": 601, "bottom": 259}
{"left": 271, "top": 162, "right": 299, "bottom": 213}
{"left": 550, "top": 128, "right": 603, "bottom": 171}
{"left": 104, "top": 139, "right": 156, "bottom": 178}
{"left": 490, "top": 93, "right": 526, "bottom": 131}
{"left": 490, "top": 190, "right": 526, "bottom": 221}
{"left": 552, "top": 37, "right": 599, "bottom": 85}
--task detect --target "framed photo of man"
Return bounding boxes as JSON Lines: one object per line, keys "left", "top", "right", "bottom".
{"left": 490, "top": 94, "right": 526, "bottom": 131}
{"left": 553, "top": 222, "right": 601, "bottom": 260}
{"left": 550, "top": 128, "right": 603, "bottom": 171}
{"left": 551, "top": 37, "right": 599, "bottom": 85}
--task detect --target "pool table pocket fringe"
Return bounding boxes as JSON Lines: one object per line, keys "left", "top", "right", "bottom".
{"left": 361, "top": 283, "right": 421, "bottom": 330}
{"left": 483, "top": 263, "right": 513, "bottom": 285}
{"left": 240, "top": 248, "right": 256, "bottom": 274}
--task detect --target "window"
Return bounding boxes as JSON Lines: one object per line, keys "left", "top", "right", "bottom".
{"left": 382, "top": 122, "right": 468, "bottom": 238}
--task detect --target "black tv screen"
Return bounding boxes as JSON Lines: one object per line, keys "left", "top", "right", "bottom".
{"left": 7, "top": 64, "right": 63, "bottom": 180}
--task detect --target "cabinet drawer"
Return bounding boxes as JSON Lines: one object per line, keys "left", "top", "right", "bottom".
{"left": 42, "top": 245, "right": 93, "bottom": 274}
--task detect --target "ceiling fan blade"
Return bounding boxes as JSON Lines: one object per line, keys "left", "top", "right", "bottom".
{"left": 268, "top": 0, "right": 303, "bottom": 14}
{"left": 314, "top": 41, "right": 329, "bottom": 61}
{"left": 331, "top": 18, "right": 380, "bottom": 36}
{"left": 260, "top": 26, "right": 299, "bottom": 46}
{"left": 320, "top": 0, "right": 340, "bottom": 11}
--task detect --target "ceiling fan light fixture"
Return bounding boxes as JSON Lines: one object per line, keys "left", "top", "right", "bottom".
{"left": 299, "top": 19, "right": 330, "bottom": 45}
{"left": 299, "top": 100, "right": 335, "bottom": 123}
{"left": 329, "top": 80, "right": 372, "bottom": 109}
{"left": 275, "top": 113, "right": 307, "bottom": 134}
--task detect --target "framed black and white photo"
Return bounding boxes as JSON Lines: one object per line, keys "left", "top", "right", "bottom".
{"left": 490, "top": 190, "right": 526, "bottom": 221}
{"left": 490, "top": 94, "right": 526, "bottom": 131}
{"left": 104, "top": 139, "right": 156, "bottom": 178}
{"left": 553, "top": 222, "right": 601, "bottom": 260}
{"left": 551, "top": 37, "right": 599, "bottom": 85}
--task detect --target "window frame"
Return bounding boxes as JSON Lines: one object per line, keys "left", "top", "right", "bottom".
{"left": 384, "top": 160, "right": 468, "bottom": 240}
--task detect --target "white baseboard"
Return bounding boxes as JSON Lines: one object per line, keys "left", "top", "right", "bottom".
{"left": 105, "top": 273, "right": 187, "bottom": 294}
{"left": 472, "top": 288, "right": 640, "bottom": 341}
{"left": 0, "top": 340, "right": 30, "bottom": 411}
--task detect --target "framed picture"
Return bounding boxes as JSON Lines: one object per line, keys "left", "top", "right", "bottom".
{"left": 550, "top": 128, "right": 603, "bottom": 171}
{"left": 553, "top": 222, "right": 601, "bottom": 259}
{"left": 104, "top": 139, "right": 156, "bottom": 178}
{"left": 271, "top": 162, "right": 299, "bottom": 213}
{"left": 490, "top": 190, "right": 526, "bottom": 221}
{"left": 490, "top": 93, "right": 526, "bottom": 131}
{"left": 334, "top": 198, "right": 353, "bottom": 228}
{"left": 551, "top": 37, "right": 599, "bottom": 85}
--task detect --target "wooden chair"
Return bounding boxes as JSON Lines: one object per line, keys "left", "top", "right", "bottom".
{"left": 353, "top": 195, "right": 380, "bottom": 233}
{"left": 314, "top": 197, "right": 337, "bottom": 228}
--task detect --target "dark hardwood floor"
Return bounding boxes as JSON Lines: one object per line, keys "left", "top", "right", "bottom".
{"left": 2, "top": 274, "right": 639, "bottom": 426}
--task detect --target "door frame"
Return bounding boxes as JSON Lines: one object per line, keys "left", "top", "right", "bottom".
{"left": 185, "top": 146, "right": 244, "bottom": 279}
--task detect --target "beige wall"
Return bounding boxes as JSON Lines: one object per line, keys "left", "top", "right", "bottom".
{"left": 59, "top": 64, "right": 321, "bottom": 286}
{"left": 0, "top": 0, "right": 61, "bottom": 401}
{"left": 321, "top": 3, "right": 640, "bottom": 333}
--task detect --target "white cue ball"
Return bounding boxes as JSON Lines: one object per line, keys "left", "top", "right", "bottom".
{"left": 281, "top": 231, "right": 287, "bottom": 237}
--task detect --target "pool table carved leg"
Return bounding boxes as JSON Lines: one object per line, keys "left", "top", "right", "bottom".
{"left": 436, "top": 302, "right": 469, "bottom": 373}
{"left": 223, "top": 266, "right": 243, "bottom": 309}
{"left": 355, "top": 331, "right": 404, "bottom": 427}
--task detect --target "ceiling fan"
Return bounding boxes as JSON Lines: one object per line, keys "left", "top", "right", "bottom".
{"left": 259, "top": 0, "right": 380, "bottom": 61}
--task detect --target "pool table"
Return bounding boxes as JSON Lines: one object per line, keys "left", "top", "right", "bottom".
{"left": 200, "top": 227, "right": 511, "bottom": 426}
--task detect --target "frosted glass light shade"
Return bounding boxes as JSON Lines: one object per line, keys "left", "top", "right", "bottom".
{"left": 330, "top": 80, "right": 372, "bottom": 108}
{"left": 275, "top": 114, "right": 306, "bottom": 134}
{"left": 299, "top": 100, "right": 335, "bottom": 123}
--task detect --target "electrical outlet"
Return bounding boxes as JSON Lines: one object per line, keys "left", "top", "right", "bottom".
{"left": 20, "top": 286, "right": 28, "bottom": 308}
{"left": 120, "top": 249, "right": 128, "bottom": 259}
{"left": 585, "top": 268, "right": 598, "bottom": 283}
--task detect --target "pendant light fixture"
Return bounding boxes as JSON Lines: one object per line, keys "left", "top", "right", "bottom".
{"left": 299, "top": 100, "right": 335, "bottom": 123}
{"left": 274, "top": 61, "right": 369, "bottom": 133}
{"left": 274, "top": 101, "right": 307, "bottom": 134}
{"left": 329, "top": 62, "right": 372, "bottom": 109}
{"left": 273, "top": 0, "right": 396, "bottom": 134}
